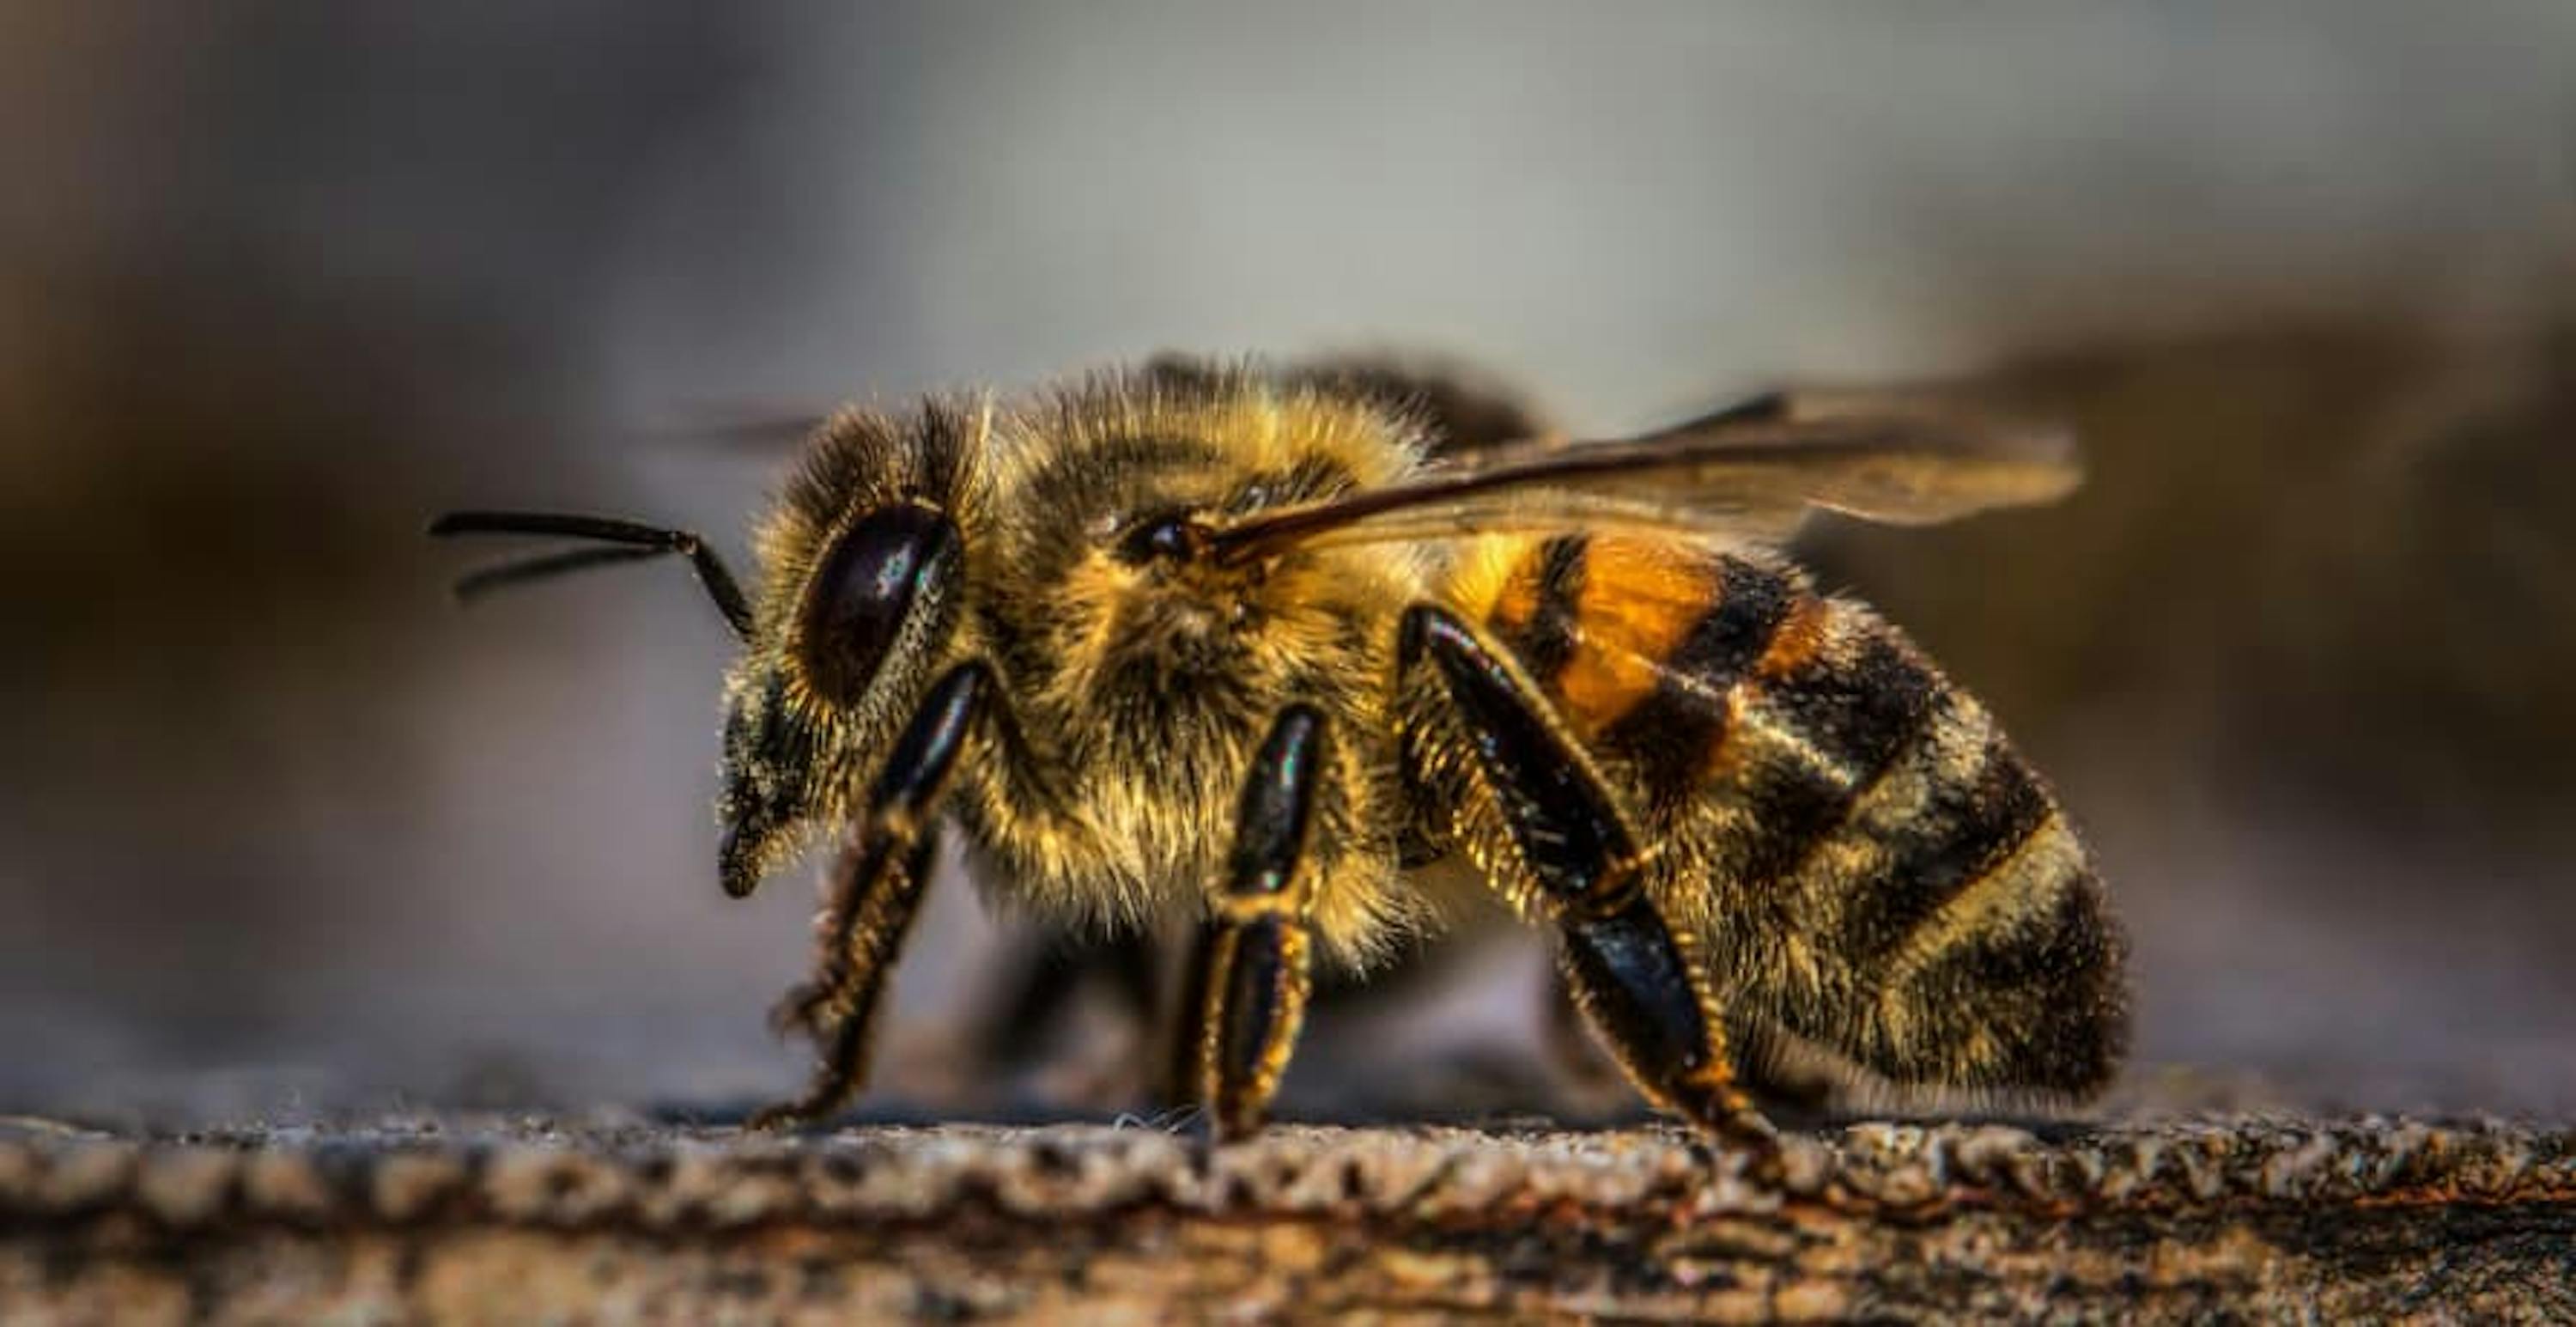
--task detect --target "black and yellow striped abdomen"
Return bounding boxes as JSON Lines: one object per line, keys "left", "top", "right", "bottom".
{"left": 1459, "top": 533, "right": 2126, "bottom": 1098}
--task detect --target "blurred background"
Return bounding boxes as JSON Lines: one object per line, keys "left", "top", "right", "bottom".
{"left": 7, "top": 2, "right": 2574, "bottom": 1124}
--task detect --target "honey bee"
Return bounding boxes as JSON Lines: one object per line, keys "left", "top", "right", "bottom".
{"left": 431, "top": 356, "right": 2127, "bottom": 1145}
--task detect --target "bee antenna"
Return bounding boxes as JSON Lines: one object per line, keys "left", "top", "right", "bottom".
{"left": 427, "top": 509, "right": 755, "bottom": 640}
{"left": 448, "top": 543, "right": 673, "bottom": 600}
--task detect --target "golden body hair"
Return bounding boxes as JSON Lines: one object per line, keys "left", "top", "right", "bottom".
{"left": 1444, "top": 533, "right": 2118, "bottom": 1099}
{"left": 436, "top": 356, "right": 2127, "bottom": 1144}
{"left": 730, "top": 373, "right": 1443, "bottom": 962}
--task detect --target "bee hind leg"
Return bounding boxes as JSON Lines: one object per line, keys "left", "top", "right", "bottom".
{"left": 1537, "top": 968, "right": 1631, "bottom": 1110}
{"left": 746, "top": 662, "right": 992, "bottom": 1130}
{"left": 1398, "top": 606, "right": 1774, "bottom": 1150}
{"left": 1183, "top": 706, "right": 1328, "bottom": 1141}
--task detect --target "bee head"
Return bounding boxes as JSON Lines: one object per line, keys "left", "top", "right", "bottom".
{"left": 718, "top": 404, "right": 979, "bottom": 898}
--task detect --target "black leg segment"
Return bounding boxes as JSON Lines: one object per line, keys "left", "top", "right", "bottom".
{"left": 1400, "top": 605, "right": 1770, "bottom": 1143}
{"left": 747, "top": 661, "right": 989, "bottom": 1129}
{"left": 1400, "top": 606, "right": 1643, "bottom": 913}
{"left": 1188, "top": 705, "right": 1327, "bottom": 1141}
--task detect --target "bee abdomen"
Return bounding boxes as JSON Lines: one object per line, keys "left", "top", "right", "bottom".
{"left": 1482, "top": 536, "right": 1941, "bottom": 866}
{"left": 1479, "top": 533, "right": 2124, "bottom": 1093}
{"left": 1704, "top": 602, "right": 2123, "bottom": 1092}
{"left": 1878, "top": 825, "right": 2125, "bottom": 1093}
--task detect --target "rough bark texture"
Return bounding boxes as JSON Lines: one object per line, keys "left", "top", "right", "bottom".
{"left": 3, "top": 1111, "right": 2572, "bottom": 1323}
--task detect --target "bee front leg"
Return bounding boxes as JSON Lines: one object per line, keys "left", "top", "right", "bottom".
{"left": 1397, "top": 606, "right": 1774, "bottom": 1149}
{"left": 1185, "top": 706, "right": 1327, "bottom": 1141}
{"left": 747, "top": 661, "right": 991, "bottom": 1130}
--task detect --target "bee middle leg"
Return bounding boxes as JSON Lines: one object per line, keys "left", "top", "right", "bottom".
{"left": 1398, "top": 606, "right": 1773, "bottom": 1147}
{"left": 969, "top": 927, "right": 1163, "bottom": 1089}
{"left": 1183, "top": 705, "right": 1328, "bottom": 1141}
{"left": 748, "top": 662, "right": 992, "bottom": 1130}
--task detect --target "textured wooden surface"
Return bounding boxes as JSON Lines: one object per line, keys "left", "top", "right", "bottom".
{"left": 4, "top": 1111, "right": 2573, "bottom": 1322}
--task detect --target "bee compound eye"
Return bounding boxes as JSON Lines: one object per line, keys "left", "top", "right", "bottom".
{"left": 798, "top": 503, "right": 961, "bottom": 703}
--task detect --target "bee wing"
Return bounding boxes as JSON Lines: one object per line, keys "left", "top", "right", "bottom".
{"left": 1209, "top": 391, "right": 2080, "bottom": 560}
{"left": 630, "top": 400, "right": 835, "bottom": 452}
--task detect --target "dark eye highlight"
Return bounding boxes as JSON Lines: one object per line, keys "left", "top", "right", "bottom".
{"left": 798, "top": 502, "right": 961, "bottom": 703}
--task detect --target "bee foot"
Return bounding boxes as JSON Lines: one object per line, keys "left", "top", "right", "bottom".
{"left": 743, "top": 1099, "right": 819, "bottom": 1132}
{"left": 768, "top": 983, "right": 833, "bottom": 1040}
